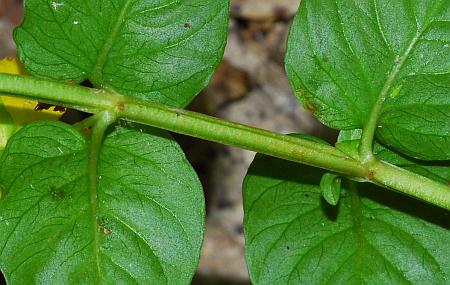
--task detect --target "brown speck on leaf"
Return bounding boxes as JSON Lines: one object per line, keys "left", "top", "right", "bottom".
{"left": 49, "top": 187, "right": 65, "bottom": 199}
{"left": 184, "top": 21, "right": 192, "bottom": 29}
{"left": 368, "top": 170, "right": 375, "bottom": 179}
{"left": 103, "top": 227, "right": 110, "bottom": 235}
{"left": 116, "top": 101, "right": 125, "bottom": 111}
{"left": 81, "top": 127, "right": 92, "bottom": 137}
{"left": 68, "top": 79, "right": 77, "bottom": 85}
{"left": 304, "top": 101, "right": 316, "bottom": 114}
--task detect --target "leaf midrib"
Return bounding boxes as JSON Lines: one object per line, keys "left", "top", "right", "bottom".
{"left": 372, "top": 3, "right": 448, "bottom": 112}
{"left": 348, "top": 185, "right": 364, "bottom": 284}
{"left": 90, "top": 0, "right": 134, "bottom": 84}
{"left": 358, "top": 1, "right": 450, "bottom": 158}
{"left": 360, "top": 22, "right": 425, "bottom": 158}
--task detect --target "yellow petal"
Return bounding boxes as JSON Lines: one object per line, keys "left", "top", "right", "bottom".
{"left": 0, "top": 57, "right": 65, "bottom": 124}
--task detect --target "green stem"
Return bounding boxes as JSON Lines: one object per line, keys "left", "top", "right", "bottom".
{"left": 369, "top": 160, "right": 450, "bottom": 210}
{"left": 0, "top": 74, "right": 362, "bottom": 176}
{"left": 0, "top": 73, "right": 449, "bottom": 210}
{"left": 87, "top": 110, "right": 117, "bottom": 282}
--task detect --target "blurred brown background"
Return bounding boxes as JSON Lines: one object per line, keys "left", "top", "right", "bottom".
{"left": 0, "top": 1, "right": 332, "bottom": 284}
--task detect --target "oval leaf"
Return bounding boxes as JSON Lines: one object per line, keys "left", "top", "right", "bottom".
{"left": 0, "top": 121, "right": 204, "bottom": 284}
{"left": 320, "top": 173, "right": 342, "bottom": 206}
{"left": 285, "top": 0, "right": 450, "bottom": 158}
{"left": 14, "top": 0, "right": 229, "bottom": 107}
{"left": 243, "top": 154, "right": 450, "bottom": 284}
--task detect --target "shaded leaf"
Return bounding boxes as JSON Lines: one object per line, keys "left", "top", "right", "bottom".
{"left": 243, "top": 154, "right": 450, "bottom": 285}
{"left": 0, "top": 121, "right": 204, "bottom": 284}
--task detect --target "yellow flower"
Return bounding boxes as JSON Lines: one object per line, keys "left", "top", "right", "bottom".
{"left": 0, "top": 57, "right": 65, "bottom": 150}
{"left": 0, "top": 57, "right": 65, "bottom": 124}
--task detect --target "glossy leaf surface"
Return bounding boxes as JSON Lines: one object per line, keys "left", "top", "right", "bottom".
{"left": 285, "top": 0, "right": 450, "bottom": 159}
{"left": 0, "top": 121, "right": 204, "bottom": 284}
{"left": 320, "top": 173, "right": 342, "bottom": 206}
{"left": 15, "top": 0, "right": 229, "bottom": 107}
{"left": 243, "top": 154, "right": 450, "bottom": 285}
{"left": 377, "top": 74, "right": 450, "bottom": 160}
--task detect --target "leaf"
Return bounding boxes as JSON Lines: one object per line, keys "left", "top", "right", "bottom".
{"left": 285, "top": 0, "right": 450, "bottom": 158}
{"left": 320, "top": 173, "right": 342, "bottom": 206}
{"left": 0, "top": 57, "right": 64, "bottom": 152}
{"left": 377, "top": 74, "right": 450, "bottom": 160}
{"left": 14, "top": 0, "right": 229, "bottom": 107}
{"left": 335, "top": 130, "right": 362, "bottom": 161}
{"left": 243, "top": 154, "right": 450, "bottom": 285}
{"left": 0, "top": 121, "right": 204, "bottom": 284}
{"left": 337, "top": 129, "right": 363, "bottom": 143}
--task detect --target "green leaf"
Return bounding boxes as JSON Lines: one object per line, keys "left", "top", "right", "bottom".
{"left": 14, "top": 0, "right": 229, "bottom": 107}
{"left": 335, "top": 130, "right": 362, "bottom": 160}
{"left": 0, "top": 121, "right": 204, "bottom": 284}
{"left": 377, "top": 74, "right": 450, "bottom": 160}
{"left": 243, "top": 154, "right": 450, "bottom": 285}
{"left": 337, "top": 129, "right": 362, "bottom": 143}
{"left": 285, "top": 0, "right": 450, "bottom": 157}
{"left": 320, "top": 173, "right": 342, "bottom": 206}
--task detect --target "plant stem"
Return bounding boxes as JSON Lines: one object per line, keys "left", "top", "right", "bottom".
{"left": 369, "top": 160, "right": 450, "bottom": 210}
{"left": 0, "top": 74, "right": 363, "bottom": 176}
{"left": 87, "top": 110, "right": 117, "bottom": 282}
{"left": 0, "top": 73, "right": 449, "bottom": 210}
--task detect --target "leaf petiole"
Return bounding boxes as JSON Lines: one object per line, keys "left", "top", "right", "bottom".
{"left": 87, "top": 110, "right": 117, "bottom": 281}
